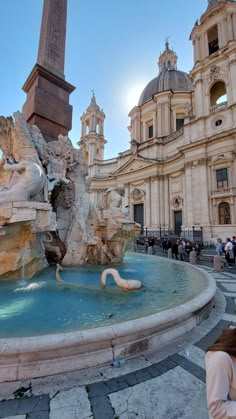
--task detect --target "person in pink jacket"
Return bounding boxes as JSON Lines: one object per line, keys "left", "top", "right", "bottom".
{"left": 205, "top": 328, "right": 236, "bottom": 418}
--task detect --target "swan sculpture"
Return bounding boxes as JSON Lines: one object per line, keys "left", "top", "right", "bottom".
{"left": 55, "top": 263, "right": 99, "bottom": 289}
{"left": 101, "top": 268, "right": 142, "bottom": 291}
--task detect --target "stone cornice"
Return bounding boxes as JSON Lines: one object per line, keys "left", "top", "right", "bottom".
{"left": 22, "top": 63, "right": 75, "bottom": 93}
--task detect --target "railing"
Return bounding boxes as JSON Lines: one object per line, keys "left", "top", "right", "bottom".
{"left": 210, "top": 101, "right": 227, "bottom": 114}
{"left": 164, "top": 127, "right": 184, "bottom": 144}
{"left": 211, "top": 187, "right": 236, "bottom": 198}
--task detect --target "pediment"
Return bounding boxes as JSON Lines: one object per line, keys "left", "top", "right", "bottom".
{"left": 113, "top": 157, "right": 157, "bottom": 175}
{"left": 209, "top": 152, "right": 234, "bottom": 167}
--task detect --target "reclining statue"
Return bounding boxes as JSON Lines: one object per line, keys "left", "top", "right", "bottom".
{"left": 0, "top": 156, "right": 46, "bottom": 204}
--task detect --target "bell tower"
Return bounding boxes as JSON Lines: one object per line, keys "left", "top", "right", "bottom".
{"left": 189, "top": 0, "right": 236, "bottom": 119}
{"left": 78, "top": 93, "right": 107, "bottom": 166}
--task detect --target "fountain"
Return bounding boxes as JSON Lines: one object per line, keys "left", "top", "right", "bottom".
{"left": 0, "top": 0, "right": 216, "bottom": 383}
{"left": 0, "top": 113, "right": 216, "bottom": 382}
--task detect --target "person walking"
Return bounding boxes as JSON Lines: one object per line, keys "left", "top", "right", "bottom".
{"left": 172, "top": 240, "right": 179, "bottom": 260}
{"left": 149, "top": 237, "right": 155, "bottom": 255}
{"left": 205, "top": 328, "right": 236, "bottom": 418}
{"left": 178, "top": 241, "right": 185, "bottom": 261}
{"left": 215, "top": 238, "right": 223, "bottom": 256}
{"left": 225, "top": 238, "right": 234, "bottom": 268}
{"left": 185, "top": 242, "right": 192, "bottom": 259}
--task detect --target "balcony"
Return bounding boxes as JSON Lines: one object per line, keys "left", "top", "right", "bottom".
{"left": 210, "top": 101, "right": 227, "bottom": 114}
{"left": 211, "top": 187, "right": 236, "bottom": 198}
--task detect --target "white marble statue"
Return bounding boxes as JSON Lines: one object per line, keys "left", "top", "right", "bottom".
{"left": 0, "top": 156, "right": 46, "bottom": 203}
{"left": 103, "top": 183, "right": 125, "bottom": 209}
{"left": 42, "top": 135, "right": 74, "bottom": 197}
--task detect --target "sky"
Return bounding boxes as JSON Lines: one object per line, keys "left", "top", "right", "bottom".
{"left": 0, "top": 0, "right": 207, "bottom": 159}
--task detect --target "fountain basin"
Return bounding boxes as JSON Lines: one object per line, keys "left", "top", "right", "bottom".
{"left": 0, "top": 255, "right": 216, "bottom": 382}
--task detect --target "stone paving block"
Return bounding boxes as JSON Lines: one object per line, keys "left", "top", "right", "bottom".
{"left": 89, "top": 395, "right": 114, "bottom": 419}
{"left": 226, "top": 297, "right": 235, "bottom": 314}
{"left": 4, "top": 416, "right": 26, "bottom": 419}
{"left": 222, "top": 313, "right": 236, "bottom": 322}
{"left": 104, "top": 378, "right": 121, "bottom": 393}
{"left": 117, "top": 380, "right": 129, "bottom": 391}
{"left": 17, "top": 395, "right": 49, "bottom": 414}
{"left": 135, "top": 368, "right": 152, "bottom": 383}
{"left": 109, "top": 366, "right": 208, "bottom": 419}
{"left": 170, "top": 354, "right": 206, "bottom": 383}
{"left": 141, "top": 365, "right": 162, "bottom": 379}
{"left": 0, "top": 399, "right": 21, "bottom": 418}
{"left": 28, "top": 412, "right": 49, "bottom": 419}
{"left": 50, "top": 387, "right": 92, "bottom": 419}
{"left": 179, "top": 344, "right": 206, "bottom": 370}
{"left": 87, "top": 382, "right": 108, "bottom": 398}
{"left": 123, "top": 372, "right": 138, "bottom": 386}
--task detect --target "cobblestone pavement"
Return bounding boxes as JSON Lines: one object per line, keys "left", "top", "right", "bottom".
{"left": 0, "top": 261, "right": 236, "bottom": 419}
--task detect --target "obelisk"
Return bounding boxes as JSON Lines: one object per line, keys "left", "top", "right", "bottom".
{"left": 22, "top": 0, "right": 75, "bottom": 141}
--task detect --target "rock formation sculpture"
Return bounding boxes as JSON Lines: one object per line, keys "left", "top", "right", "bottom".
{"left": 0, "top": 112, "right": 140, "bottom": 279}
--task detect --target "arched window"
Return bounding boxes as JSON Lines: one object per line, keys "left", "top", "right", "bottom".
{"left": 219, "top": 202, "right": 231, "bottom": 225}
{"left": 207, "top": 25, "right": 219, "bottom": 55}
{"left": 210, "top": 81, "right": 227, "bottom": 107}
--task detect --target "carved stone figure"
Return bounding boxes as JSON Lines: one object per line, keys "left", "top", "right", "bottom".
{"left": 0, "top": 156, "right": 46, "bottom": 204}
{"left": 103, "top": 183, "right": 125, "bottom": 209}
{"left": 41, "top": 232, "right": 62, "bottom": 261}
{"left": 43, "top": 135, "right": 73, "bottom": 197}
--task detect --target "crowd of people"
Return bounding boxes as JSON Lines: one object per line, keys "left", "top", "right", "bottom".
{"left": 161, "top": 238, "right": 201, "bottom": 261}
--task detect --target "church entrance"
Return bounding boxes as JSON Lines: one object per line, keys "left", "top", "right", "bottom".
{"left": 174, "top": 211, "right": 182, "bottom": 236}
{"left": 133, "top": 204, "right": 144, "bottom": 231}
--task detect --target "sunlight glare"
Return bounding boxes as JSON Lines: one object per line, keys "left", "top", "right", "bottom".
{"left": 125, "top": 84, "right": 146, "bottom": 111}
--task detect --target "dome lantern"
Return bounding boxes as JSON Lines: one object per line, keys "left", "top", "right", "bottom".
{"left": 158, "top": 41, "right": 178, "bottom": 73}
{"left": 138, "top": 43, "right": 193, "bottom": 106}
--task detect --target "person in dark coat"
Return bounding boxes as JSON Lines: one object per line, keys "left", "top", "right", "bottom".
{"left": 172, "top": 240, "right": 179, "bottom": 260}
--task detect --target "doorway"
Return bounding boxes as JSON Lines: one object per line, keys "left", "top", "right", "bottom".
{"left": 174, "top": 211, "right": 182, "bottom": 236}
{"left": 133, "top": 204, "right": 144, "bottom": 230}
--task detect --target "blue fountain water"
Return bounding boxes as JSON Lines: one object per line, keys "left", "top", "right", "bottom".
{"left": 0, "top": 253, "right": 205, "bottom": 338}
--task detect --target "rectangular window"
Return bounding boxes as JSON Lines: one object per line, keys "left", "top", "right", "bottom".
{"left": 148, "top": 125, "right": 153, "bottom": 138}
{"left": 208, "top": 25, "right": 219, "bottom": 55}
{"left": 176, "top": 119, "right": 184, "bottom": 130}
{"left": 216, "top": 168, "right": 228, "bottom": 189}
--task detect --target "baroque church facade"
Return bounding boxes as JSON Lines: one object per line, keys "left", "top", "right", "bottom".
{"left": 78, "top": 0, "right": 236, "bottom": 243}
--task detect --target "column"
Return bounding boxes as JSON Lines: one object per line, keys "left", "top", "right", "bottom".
{"left": 195, "top": 37, "right": 200, "bottom": 62}
{"left": 164, "top": 176, "right": 169, "bottom": 227}
{"left": 227, "top": 14, "right": 234, "bottom": 41}
{"left": 151, "top": 177, "right": 158, "bottom": 226}
{"left": 145, "top": 178, "right": 151, "bottom": 227}
{"left": 194, "top": 78, "right": 204, "bottom": 118}
{"left": 153, "top": 113, "right": 157, "bottom": 138}
{"left": 159, "top": 176, "right": 164, "bottom": 226}
{"left": 185, "top": 166, "right": 193, "bottom": 226}
{"left": 232, "top": 14, "right": 236, "bottom": 39}
{"left": 199, "top": 164, "right": 210, "bottom": 225}
{"left": 156, "top": 177, "right": 160, "bottom": 226}
{"left": 81, "top": 120, "right": 86, "bottom": 137}
{"left": 229, "top": 59, "right": 236, "bottom": 103}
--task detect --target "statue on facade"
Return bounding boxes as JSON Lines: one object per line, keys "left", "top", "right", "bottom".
{"left": 103, "top": 183, "right": 125, "bottom": 209}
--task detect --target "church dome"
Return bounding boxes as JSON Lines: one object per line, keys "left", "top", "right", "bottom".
{"left": 138, "top": 42, "right": 193, "bottom": 106}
